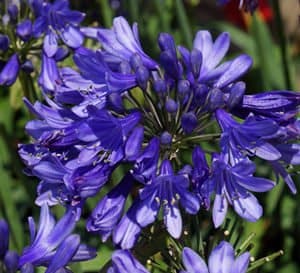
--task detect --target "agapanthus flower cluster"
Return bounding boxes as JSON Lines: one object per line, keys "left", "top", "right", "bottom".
{"left": 0, "top": 205, "right": 96, "bottom": 273}
{"left": 18, "top": 15, "right": 300, "bottom": 255}
{"left": 0, "top": 0, "right": 86, "bottom": 87}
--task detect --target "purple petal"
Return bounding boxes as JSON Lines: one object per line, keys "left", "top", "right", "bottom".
{"left": 208, "top": 241, "right": 235, "bottom": 273}
{"left": 38, "top": 54, "right": 60, "bottom": 91}
{"left": 0, "top": 54, "right": 19, "bottom": 86}
{"left": 213, "top": 194, "right": 228, "bottom": 228}
{"left": 270, "top": 161, "right": 297, "bottom": 194}
{"left": 164, "top": 206, "right": 182, "bottom": 238}
{"left": 135, "top": 199, "right": 159, "bottom": 227}
{"left": 60, "top": 26, "right": 84, "bottom": 49}
{"left": 235, "top": 175, "right": 275, "bottom": 192}
{"left": 206, "top": 32, "right": 230, "bottom": 70}
{"left": 113, "top": 212, "right": 141, "bottom": 249}
{"left": 45, "top": 234, "right": 80, "bottom": 273}
{"left": 276, "top": 144, "right": 300, "bottom": 164}
{"left": 44, "top": 32, "right": 58, "bottom": 57}
{"left": 71, "top": 244, "right": 97, "bottom": 262}
{"left": 182, "top": 247, "right": 208, "bottom": 273}
{"left": 252, "top": 143, "right": 281, "bottom": 161}
{"left": 214, "top": 55, "right": 252, "bottom": 89}
{"left": 193, "top": 31, "right": 213, "bottom": 62}
{"left": 4, "top": 251, "right": 19, "bottom": 273}
{"left": 0, "top": 220, "right": 9, "bottom": 258}
{"left": 233, "top": 193, "right": 262, "bottom": 222}
{"left": 230, "top": 252, "right": 250, "bottom": 273}
{"left": 112, "top": 250, "right": 149, "bottom": 273}
{"left": 125, "top": 127, "right": 144, "bottom": 160}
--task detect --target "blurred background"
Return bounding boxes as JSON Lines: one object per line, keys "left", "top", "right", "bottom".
{"left": 0, "top": 0, "right": 300, "bottom": 272}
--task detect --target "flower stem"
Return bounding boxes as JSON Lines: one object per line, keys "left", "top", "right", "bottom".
{"left": 271, "top": 0, "right": 293, "bottom": 90}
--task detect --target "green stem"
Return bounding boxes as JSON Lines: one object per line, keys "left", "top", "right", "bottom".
{"left": 176, "top": 133, "right": 221, "bottom": 144}
{"left": 154, "top": 0, "right": 170, "bottom": 32}
{"left": 98, "top": 0, "right": 113, "bottom": 27}
{"left": 247, "top": 250, "right": 284, "bottom": 272}
{"left": 175, "top": 0, "right": 193, "bottom": 48}
{"left": 271, "top": 0, "right": 293, "bottom": 89}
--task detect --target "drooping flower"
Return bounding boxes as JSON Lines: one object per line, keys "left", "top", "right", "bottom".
{"left": 181, "top": 241, "right": 250, "bottom": 273}
{"left": 132, "top": 160, "right": 199, "bottom": 240}
{"left": 216, "top": 109, "right": 280, "bottom": 161}
{"left": 216, "top": 108, "right": 300, "bottom": 193}
{"left": 210, "top": 153, "right": 275, "bottom": 227}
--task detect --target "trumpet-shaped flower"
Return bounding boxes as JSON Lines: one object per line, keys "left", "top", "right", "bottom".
{"left": 181, "top": 241, "right": 250, "bottom": 273}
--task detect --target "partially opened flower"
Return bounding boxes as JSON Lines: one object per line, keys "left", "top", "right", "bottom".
{"left": 19, "top": 205, "right": 96, "bottom": 272}
{"left": 107, "top": 250, "right": 149, "bottom": 273}
{"left": 181, "top": 241, "right": 250, "bottom": 273}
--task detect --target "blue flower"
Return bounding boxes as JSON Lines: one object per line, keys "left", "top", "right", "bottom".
{"left": 97, "top": 16, "right": 157, "bottom": 70}
{"left": 135, "top": 159, "right": 200, "bottom": 239}
{"left": 210, "top": 153, "right": 274, "bottom": 227}
{"left": 19, "top": 94, "right": 143, "bottom": 206}
{"left": 31, "top": 0, "right": 85, "bottom": 57}
{"left": 235, "top": 90, "right": 300, "bottom": 122}
{"left": 19, "top": 205, "right": 96, "bottom": 272}
{"left": 86, "top": 173, "right": 134, "bottom": 241}
{"left": 216, "top": 109, "right": 280, "bottom": 161}
{"left": 38, "top": 54, "right": 60, "bottom": 91}
{"left": 181, "top": 241, "right": 250, "bottom": 273}
{"left": 216, "top": 108, "right": 300, "bottom": 193}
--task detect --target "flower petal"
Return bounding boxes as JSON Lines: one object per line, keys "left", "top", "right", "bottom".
{"left": 208, "top": 241, "right": 235, "bottom": 273}
{"left": 182, "top": 247, "right": 209, "bottom": 273}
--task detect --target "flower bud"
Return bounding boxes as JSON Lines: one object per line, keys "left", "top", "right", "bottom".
{"left": 158, "top": 33, "right": 177, "bottom": 59}
{"left": 206, "top": 88, "right": 224, "bottom": 111}
{"left": 178, "top": 80, "right": 190, "bottom": 97}
{"left": 136, "top": 66, "right": 149, "bottom": 90}
{"left": 153, "top": 79, "right": 167, "bottom": 95}
{"left": 181, "top": 112, "right": 198, "bottom": 134}
{"left": 54, "top": 47, "right": 70, "bottom": 62}
{"left": 4, "top": 251, "right": 19, "bottom": 273}
{"left": 130, "top": 53, "right": 143, "bottom": 71}
{"left": 227, "top": 81, "right": 245, "bottom": 109}
{"left": 16, "top": 20, "right": 32, "bottom": 41}
{"left": 165, "top": 98, "right": 178, "bottom": 113}
{"left": 160, "top": 50, "right": 179, "bottom": 79}
{"left": 190, "top": 48, "right": 202, "bottom": 78}
{"left": 0, "top": 219, "right": 9, "bottom": 259}
{"left": 0, "top": 34, "right": 10, "bottom": 52}
{"left": 21, "top": 60, "right": 34, "bottom": 74}
{"left": 20, "top": 263, "right": 34, "bottom": 273}
{"left": 8, "top": 4, "right": 18, "bottom": 20}
{"left": 160, "top": 131, "right": 172, "bottom": 145}
{"left": 0, "top": 54, "right": 20, "bottom": 86}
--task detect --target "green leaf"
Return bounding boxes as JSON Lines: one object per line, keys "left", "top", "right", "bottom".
{"left": 250, "top": 15, "right": 284, "bottom": 90}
